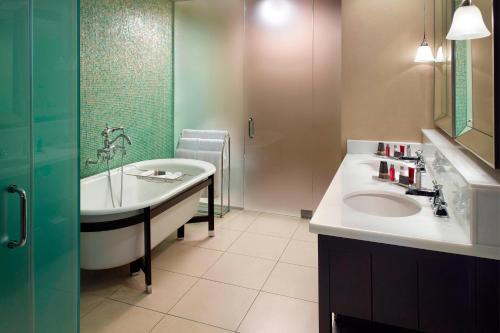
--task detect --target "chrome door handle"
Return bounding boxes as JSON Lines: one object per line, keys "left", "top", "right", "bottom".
{"left": 7, "top": 185, "right": 28, "bottom": 249}
{"left": 248, "top": 117, "right": 255, "bottom": 139}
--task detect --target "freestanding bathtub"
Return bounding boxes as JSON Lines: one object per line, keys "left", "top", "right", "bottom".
{"left": 80, "top": 158, "right": 216, "bottom": 292}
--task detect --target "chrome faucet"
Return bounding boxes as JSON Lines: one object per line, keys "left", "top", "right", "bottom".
{"left": 85, "top": 124, "right": 132, "bottom": 209}
{"left": 405, "top": 180, "right": 448, "bottom": 218}
{"left": 86, "top": 125, "right": 132, "bottom": 166}
{"left": 414, "top": 150, "right": 425, "bottom": 189}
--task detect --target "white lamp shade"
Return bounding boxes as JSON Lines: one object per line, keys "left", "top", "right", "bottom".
{"left": 435, "top": 46, "right": 445, "bottom": 63}
{"left": 415, "top": 43, "right": 435, "bottom": 62}
{"left": 446, "top": 5, "right": 491, "bottom": 40}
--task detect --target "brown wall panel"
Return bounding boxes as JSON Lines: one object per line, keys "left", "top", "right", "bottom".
{"left": 313, "top": 0, "right": 342, "bottom": 208}
{"left": 341, "top": 0, "right": 435, "bottom": 156}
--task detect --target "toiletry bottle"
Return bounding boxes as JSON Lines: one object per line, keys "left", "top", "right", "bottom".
{"left": 398, "top": 165, "right": 409, "bottom": 185}
{"left": 400, "top": 145, "right": 405, "bottom": 156}
{"left": 406, "top": 145, "right": 412, "bottom": 157}
{"left": 408, "top": 167, "right": 415, "bottom": 185}
{"left": 390, "top": 164, "right": 395, "bottom": 182}
{"left": 399, "top": 165, "right": 406, "bottom": 177}
{"left": 385, "top": 144, "right": 390, "bottom": 157}
{"left": 379, "top": 161, "right": 389, "bottom": 179}
{"left": 393, "top": 145, "right": 398, "bottom": 156}
{"left": 377, "top": 142, "right": 385, "bottom": 155}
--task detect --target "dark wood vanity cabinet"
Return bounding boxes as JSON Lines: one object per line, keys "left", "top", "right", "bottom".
{"left": 418, "top": 251, "right": 475, "bottom": 333}
{"left": 319, "top": 235, "right": 500, "bottom": 333}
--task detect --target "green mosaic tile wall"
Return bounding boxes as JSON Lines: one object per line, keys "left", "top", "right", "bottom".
{"left": 455, "top": 39, "right": 469, "bottom": 135}
{"left": 80, "top": 0, "right": 174, "bottom": 178}
{"left": 454, "top": 0, "right": 472, "bottom": 136}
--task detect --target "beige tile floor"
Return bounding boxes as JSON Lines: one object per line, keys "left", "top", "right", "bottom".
{"left": 80, "top": 210, "right": 319, "bottom": 333}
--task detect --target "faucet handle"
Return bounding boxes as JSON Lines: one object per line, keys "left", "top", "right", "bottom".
{"left": 102, "top": 124, "right": 124, "bottom": 137}
{"left": 432, "top": 180, "right": 442, "bottom": 190}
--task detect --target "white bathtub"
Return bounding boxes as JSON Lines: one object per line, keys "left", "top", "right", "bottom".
{"left": 80, "top": 158, "right": 216, "bottom": 270}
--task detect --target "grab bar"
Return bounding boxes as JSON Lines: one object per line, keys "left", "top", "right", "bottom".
{"left": 7, "top": 185, "right": 28, "bottom": 249}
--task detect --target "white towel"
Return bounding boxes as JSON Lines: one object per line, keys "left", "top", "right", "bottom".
{"left": 175, "top": 148, "right": 197, "bottom": 159}
{"left": 181, "top": 129, "right": 228, "bottom": 141}
{"left": 175, "top": 148, "right": 223, "bottom": 198}
{"left": 177, "top": 138, "right": 225, "bottom": 152}
{"left": 197, "top": 151, "right": 223, "bottom": 198}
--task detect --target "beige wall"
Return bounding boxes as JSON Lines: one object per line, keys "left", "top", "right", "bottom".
{"left": 312, "top": 0, "right": 342, "bottom": 207}
{"left": 341, "top": 0, "right": 435, "bottom": 156}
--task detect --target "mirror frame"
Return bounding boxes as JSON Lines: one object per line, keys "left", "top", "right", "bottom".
{"left": 494, "top": 1, "right": 500, "bottom": 168}
{"left": 445, "top": 1, "right": 500, "bottom": 168}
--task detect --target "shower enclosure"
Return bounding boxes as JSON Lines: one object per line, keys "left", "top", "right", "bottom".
{"left": 0, "top": 0, "right": 79, "bottom": 332}
{"left": 174, "top": 0, "right": 341, "bottom": 216}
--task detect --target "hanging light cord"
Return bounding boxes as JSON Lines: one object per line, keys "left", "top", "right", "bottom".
{"left": 423, "top": 0, "right": 427, "bottom": 41}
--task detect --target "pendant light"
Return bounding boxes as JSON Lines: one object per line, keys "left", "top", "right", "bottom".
{"left": 415, "top": 0, "right": 434, "bottom": 62}
{"left": 435, "top": 46, "right": 446, "bottom": 63}
{"left": 446, "top": 0, "right": 490, "bottom": 40}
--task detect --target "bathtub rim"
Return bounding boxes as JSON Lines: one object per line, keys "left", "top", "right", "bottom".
{"left": 81, "top": 158, "right": 216, "bottom": 216}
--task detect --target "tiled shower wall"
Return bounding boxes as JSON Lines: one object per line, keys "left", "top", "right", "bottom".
{"left": 80, "top": 0, "right": 174, "bottom": 178}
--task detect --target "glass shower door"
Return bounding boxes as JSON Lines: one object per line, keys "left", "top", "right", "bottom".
{"left": 1, "top": 0, "right": 79, "bottom": 332}
{"left": 0, "top": 0, "right": 33, "bottom": 332}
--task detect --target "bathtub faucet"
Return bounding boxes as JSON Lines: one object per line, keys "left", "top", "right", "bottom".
{"left": 85, "top": 124, "right": 132, "bottom": 166}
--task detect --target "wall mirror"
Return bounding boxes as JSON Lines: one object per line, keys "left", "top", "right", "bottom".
{"left": 434, "top": 0, "right": 499, "bottom": 168}
{"left": 434, "top": 0, "right": 453, "bottom": 136}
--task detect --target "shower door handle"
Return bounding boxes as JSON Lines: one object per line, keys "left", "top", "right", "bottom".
{"left": 7, "top": 185, "right": 28, "bottom": 249}
{"left": 248, "top": 117, "right": 255, "bottom": 139}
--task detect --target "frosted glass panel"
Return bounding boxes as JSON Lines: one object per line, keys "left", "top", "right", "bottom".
{"left": 244, "top": 0, "right": 314, "bottom": 215}
{"left": 0, "top": 0, "right": 79, "bottom": 332}
{"left": 32, "top": 0, "right": 79, "bottom": 331}
{"left": 174, "top": 0, "right": 245, "bottom": 207}
{"left": 0, "top": 1, "right": 33, "bottom": 331}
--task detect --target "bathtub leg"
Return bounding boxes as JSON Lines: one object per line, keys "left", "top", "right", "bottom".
{"left": 208, "top": 175, "right": 215, "bottom": 237}
{"left": 144, "top": 207, "right": 152, "bottom": 294}
{"left": 177, "top": 225, "right": 185, "bottom": 240}
{"left": 130, "top": 258, "right": 142, "bottom": 276}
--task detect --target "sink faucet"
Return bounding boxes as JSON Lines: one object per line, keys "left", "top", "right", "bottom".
{"left": 413, "top": 150, "right": 425, "bottom": 189}
{"left": 405, "top": 180, "right": 448, "bottom": 218}
{"left": 86, "top": 124, "right": 132, "bottom": 166}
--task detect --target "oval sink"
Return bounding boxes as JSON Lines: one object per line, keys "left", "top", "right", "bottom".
{"left": 343, "top": 191, "right": 421, "bottom": 217}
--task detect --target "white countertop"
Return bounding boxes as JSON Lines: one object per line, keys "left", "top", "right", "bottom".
{"left": 310, "top": 153, "right": 500, "bottom": 260}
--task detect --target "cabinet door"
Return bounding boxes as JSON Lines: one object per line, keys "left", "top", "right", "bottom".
{"left": 372, "top": 244, "right": 419, "bottom": 331}
{"left": 330, "top": 237, "right": 371, "bottom": 320}
{"left": 476, "top": 258, "right": 500, "bottom": 333}
{"left": 418, "top": 250, "right": 475, "bottom": 333}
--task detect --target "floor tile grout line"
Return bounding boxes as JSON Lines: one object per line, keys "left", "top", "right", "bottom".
{"left": 160, "top": 219, "right": 251, "bottom": 323}
{"left": 100, "top": 296, "right": 167, "bottom": 315}
{"left": 81, "top": 210, "right": 315, "bottom": 331}
{"left": 152, "top": 240, "right": 316, "bottom": 273}
{"left": 258, "top": 290, "right": 318, "bottom": 304}
{"left": 218, "top": 215, "right": 260, "bottom": 233}
{"left": 148, "top": 314, "right": 166, "bottom": 332}
{"left": 83, "top": 264, "right": 318, "bottom": 318}
{"left": 165, "top": 278, "right": 200, "bottom": 316}
{"left": 164, "top": 313, "right": 237, "bottom": 332}
{"left": 79, "top": 296, "right": 107, "bottom": 320}
{"left": 178, "top": 213, "right": 261, "bottom": 251}
{"left": 235, "top": 220, "right": 297, "bottom": 332}
{"left": 148, "top": 313, "right": 165, "bottom": 333}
